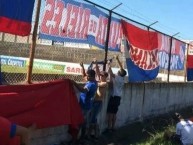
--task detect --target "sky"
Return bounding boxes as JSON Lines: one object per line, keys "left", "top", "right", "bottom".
{"left": 86, "top": 0, "right": 193, "bottom": 41}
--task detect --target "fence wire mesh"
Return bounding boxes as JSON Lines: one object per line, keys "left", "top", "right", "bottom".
{"left": 0, "top": 0, "right": 186, "bottom": 84}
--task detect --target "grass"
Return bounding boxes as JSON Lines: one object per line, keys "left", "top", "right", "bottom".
{"left": 98, "top": 107, "right": 193, "bottom": 145}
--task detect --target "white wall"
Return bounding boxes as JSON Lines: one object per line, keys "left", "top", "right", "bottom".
{"left": 30, "top": 82, "right": 193, "bottom": 145}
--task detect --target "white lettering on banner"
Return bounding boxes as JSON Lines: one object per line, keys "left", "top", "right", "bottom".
{"left": 96, "top": 15, "right": 108, "bottom": 45}
{"left": 158, "top": 34, "right": 185, "bottom": 70}
{"left": 89, "top": 15, "right": 98, "bottom": 35}
{"left": 40, "top": 0, "right": 122, "bottom": 50}
{"left": 109, "top": 21, "right": 122, "bottom": 49}
{"left": 189, "top": 42, "right": 193, "bottom": 55}
{"left": 170, "top": 55, "right": 179, "bottom": 70}
{"left": 41, "top": 0, "right": 91, "bottom": 39}
{"left": 66, "top": 66, "right": 82, "bottom": 74}
{"left": 7, "top": 59, "right": 23, "bottom": 67}
{"left": 158, "top": 51, "right": 169, "bottom": 69}
{"left": 158, "top": 52, "right": 183, "bottom": 70}
{"left": 130, "top": 45, "right": 158, "bottom": 70}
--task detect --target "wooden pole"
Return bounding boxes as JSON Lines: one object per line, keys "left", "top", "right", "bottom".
{"left": 26, "top": 0, "right": 41, "bottom": 83}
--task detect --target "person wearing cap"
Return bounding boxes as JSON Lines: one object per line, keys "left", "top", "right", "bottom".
{"left": 89, "top": 58, "right": 109, "bottom": 139}
{"left": 106, "top": 55, "right": 127, "bottom": 132}
{"left": 164, "top": 113, "right": 193, "bottom": 145}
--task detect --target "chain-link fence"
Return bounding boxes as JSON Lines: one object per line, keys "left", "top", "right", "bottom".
{"left": 0, "top": 32, "right": 121, "bottom": 84}
{"left": 0, "top": 0, "right": 186, "bottom": 84}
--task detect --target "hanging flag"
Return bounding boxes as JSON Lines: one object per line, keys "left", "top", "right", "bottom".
{"left": 157, "top": 34, "right": 186, "bottom": 70}
{"left": 0, "top": 79, "right": 84, "bottom": 128}
{"left": 157, "top": 34, "right": 170, "bottom": 70}
{"left": 0, "top": 0, "right": 35, "bottom": 36}
{"left": 187, "top": 42, "right": 193, "bottom": 81}
{"left": 0, "top": 56, "right": 2, "bottom": 85}
{"left": 121, "top": 20, "right": 159, "bottom": 82}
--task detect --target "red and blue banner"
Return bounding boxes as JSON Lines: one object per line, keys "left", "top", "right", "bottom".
{"left": 39, "top": 0, "right": 122, "bottom": 51}
{"left": 187, "top": 42, "right": 193, "bottom": 81}
{"left": 158, "top": 34, "right": 186, "bottom": 70}
{"left": 0, "top": 0, "right": 35, "bottom": 36}
{"left": 121, "top": 20, "right": 159, "bottom": 82}
{"left": 0, "top": 57, "right": 1, "bottom": 85}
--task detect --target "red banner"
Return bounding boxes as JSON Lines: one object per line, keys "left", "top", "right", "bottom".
{"left": 0, "top": 79, "right": 84, "bottom": 128}
{"left": 187, "top": 42, "right": 193, "bottom": 81}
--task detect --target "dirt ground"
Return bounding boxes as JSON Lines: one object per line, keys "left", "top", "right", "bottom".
{"left": 60, "top": 107, "right": 192, "bottom": 145}
{"left": 91, "top": 122, "right": 150, "bottom": 145}
{"left": 88, "top": 107, "right": 193, "bottom": 145}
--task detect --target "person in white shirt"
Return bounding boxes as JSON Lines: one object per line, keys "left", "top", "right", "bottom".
{"left": 106, "top": 55, "right": 127, "bottom": 132}
{"left": 175, "top": 113, "right": 193, "bottom": 145}
{"left": 164, "top": 113, "right": 193, "bottom": 145}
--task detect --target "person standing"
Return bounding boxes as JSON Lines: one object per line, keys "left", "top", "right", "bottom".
{"left": 106, "top": 55, "right": 127, "bottom": 132}
{"left": 90, "top": 59, "right": 108, "bottom": 139}
{"left": 71, "top": 66, "right": 97, "bottom": 140}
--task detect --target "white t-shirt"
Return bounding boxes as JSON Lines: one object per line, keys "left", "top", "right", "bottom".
{"left": 112, "top": 75, "right": 125, "bottom": 97}
{"left": 176, "top": 120, "right": 193, "bottom": 145}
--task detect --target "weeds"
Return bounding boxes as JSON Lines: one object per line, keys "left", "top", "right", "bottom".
{"left": 97, "top": 107, "right": 193, "bottom": 145}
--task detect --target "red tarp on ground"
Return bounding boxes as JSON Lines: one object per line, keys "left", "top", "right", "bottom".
{"left": 0, "top": 79, "right": 84, "bottom": 128}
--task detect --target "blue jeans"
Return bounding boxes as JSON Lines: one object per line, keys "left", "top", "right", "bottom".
{"left": 80, "top": 109, "right": 92, "bottom": 138}
{"left": 10, "top": 123, "right": 16, "bottom": 138}
{"left": 91, "top": 100, "right": 102, "bottom": 124}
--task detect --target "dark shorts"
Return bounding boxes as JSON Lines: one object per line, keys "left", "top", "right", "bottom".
{"left": 107, "top": 96, "right": 121, "bottom": 114}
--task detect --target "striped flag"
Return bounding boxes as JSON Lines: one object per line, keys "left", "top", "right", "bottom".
{"left": 187, "top": 42, "right": 193, "bottom": 81}
{"left": 121, "top": 20, "right": 159, "bottom": 82}
{"left": 0, "top": 0, "right": 35, "bottom": 36}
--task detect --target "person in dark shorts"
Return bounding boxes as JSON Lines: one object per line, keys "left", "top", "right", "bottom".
{"left": 107, "top": 95, "right": 121, "bottom": 114}
{"left": 106, "top": 55, "right": 127, "bottom": 132}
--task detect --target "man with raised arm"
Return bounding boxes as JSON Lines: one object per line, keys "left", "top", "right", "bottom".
{"left": 106, "top": 55, "right": 127, "bottom": 132}
{"left": 71, "top": 63, "right": 97, "bottom": 141}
